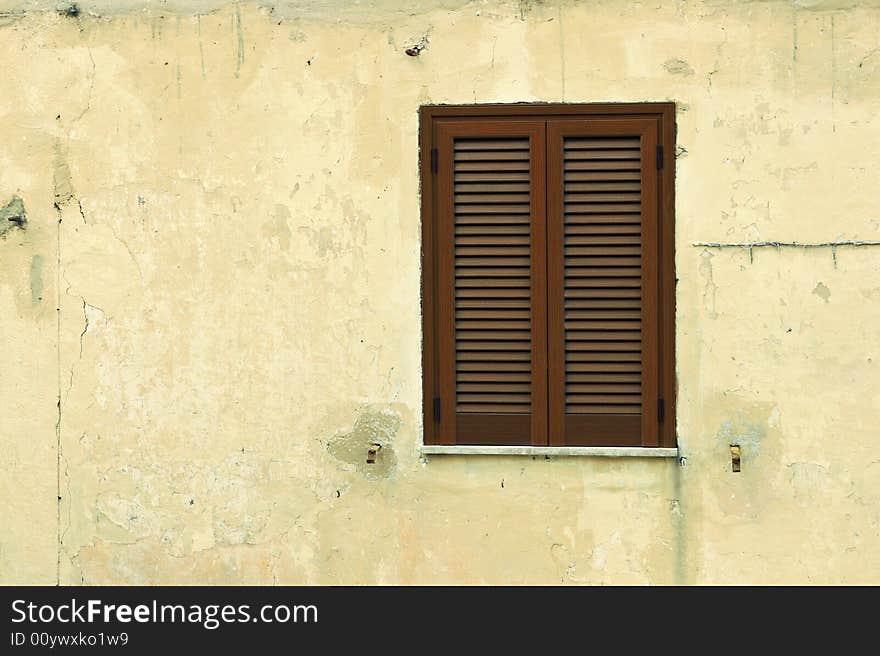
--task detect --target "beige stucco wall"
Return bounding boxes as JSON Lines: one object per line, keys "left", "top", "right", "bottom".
{"left": 1, "top": 0, "right": 879, "bottom": 584}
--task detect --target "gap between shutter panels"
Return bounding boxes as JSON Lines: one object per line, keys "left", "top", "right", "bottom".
{"left": 454, "top": 137, "right": 533, "bottom": 414}
{"left": 563, "top": 135, "right": 643, "bottom": 416}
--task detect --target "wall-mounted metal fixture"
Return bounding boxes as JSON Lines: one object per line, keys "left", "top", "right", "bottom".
{"left": 366, "top": 443, "right": 382, "bottom": 464}
{"left": 405, "top": 36, "right": 428, "bottom": 57}
{"left": 730, "top": 445, "right": 741, "bottom": 472}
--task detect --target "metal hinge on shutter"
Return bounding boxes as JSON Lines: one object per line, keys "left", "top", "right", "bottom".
{"left": 656, "top": 145, "right": 664, "bottom": 170}
{"left": 658, "top": 398, "right": 665, "bottom": 423}
{"left": 431, "top": 148, "right": 438, "bottom": 173}
{"left": 433, "top": 396, "right": 441, "bottom": 423}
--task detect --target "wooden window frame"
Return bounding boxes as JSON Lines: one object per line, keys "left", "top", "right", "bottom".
{"left": 420, "top": 103, "right": 676, "bottom": 449}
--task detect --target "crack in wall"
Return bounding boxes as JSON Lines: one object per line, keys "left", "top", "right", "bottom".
{"left": 109, "top": 223, "right": 144, "bottom": 282}
{"left": 73, "top": 47, "right": 95, "bottom": 125}
{"left": 52, "top": 45, "right": 95, "bottom": 581}
{"left": 78, "top": 299, "right": 89, "bottom": 359}
{"left": 693, "top": 239, "right": 880, "bottom": 267}
{"left": 55, "top": 191, "right": 62, "bottom": 586}
{"left": 66, "top": 299, "right": 103, "bottom": 400}
{"left": 49, "top": 35, "right": 102, "bottom": 581}
{"left": 59, "top": 452, "right": 73, "bottom": 569}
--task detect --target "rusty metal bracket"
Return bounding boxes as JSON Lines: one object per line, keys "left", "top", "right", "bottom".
{"left": 366, "top": 443, "right": 382, "bottom": 464}
{"left": 730, "top": 444, "right": 741, "bottom": 472}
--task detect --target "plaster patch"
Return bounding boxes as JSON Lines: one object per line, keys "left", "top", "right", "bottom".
{"left": 327, "top": 409, "right": 400, "bottom": 478}
{"left": 53, "top": 139, "right": 75, "bottom": 209}
{"left": 698, "top": 250, "right": 718, "bottom": 319}
{"left": 297, "top": 225, "right": 339, "bottom": 257}
{"left": 30, "top": 255, "right": 44, "bottom": 304}
{"left": 813, "top": 281, "right": 831, "bottom": 302}
{"left": 265, "top": 204, "right": 292, "bottom": 251}
{"left": 234, "top": 2, "right": 245, "bottom": 78}
{"left": 213, "top": 495, "right": 270, "bottom": 546}
{"left": 95, "top": 496, "right": 157, "bottom": 543}
{"left": 718, "top": 415, "right": 766, "bottom": 459}
{"left": 0, "top": 195, "right": 27, "bottom": 236}
{"left": 664, "top": 58, "right": 694, "bottom": 76}
{"left": 787, "top": 462, "right": 829, "bottom": 504}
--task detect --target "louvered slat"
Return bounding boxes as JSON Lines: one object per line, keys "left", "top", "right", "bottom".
{"left": 454, "top": 136, "right": 532, "bottom": 415}
{"left": 563, "top": 135, "right": 642, "bottom": 417}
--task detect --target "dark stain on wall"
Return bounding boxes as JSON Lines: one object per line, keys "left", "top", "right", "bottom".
{"left": 0, "top": 195, "right": 27, "bottom": 237}
{"left": 59, "top": 4, "right": 80, "bottom": 18}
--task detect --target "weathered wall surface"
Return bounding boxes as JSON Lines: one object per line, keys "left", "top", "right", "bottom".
{"left": 1, "top": 0, "right": 879, "bottom": 584}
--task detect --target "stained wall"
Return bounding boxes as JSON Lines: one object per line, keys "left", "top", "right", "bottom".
{"left": 1, "top": 0, "right": 879, "bottom": 584}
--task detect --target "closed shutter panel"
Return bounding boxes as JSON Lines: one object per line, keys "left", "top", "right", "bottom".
{"left": 435, "top": 121, "right": 547, "bottom": 445}
{"left": 547, "top": 119, "right": 660, "bottom": 446}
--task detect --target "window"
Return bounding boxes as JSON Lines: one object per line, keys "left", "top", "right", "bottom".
{"left": 420, "top": 103, "right": 675, "bottom": 448}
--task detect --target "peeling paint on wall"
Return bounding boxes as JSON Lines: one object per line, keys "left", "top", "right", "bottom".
{"left": 813, "top": 281, "right": 831, "bottom": 302}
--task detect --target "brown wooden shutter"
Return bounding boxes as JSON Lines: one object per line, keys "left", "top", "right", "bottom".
{"left": 547, "top": 119, "right": 660, "bottom": 446}
{"left": 435, "top": 120, "right": 547, "bottom": 445}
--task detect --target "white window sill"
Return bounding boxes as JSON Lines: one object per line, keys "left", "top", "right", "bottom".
{"left": 420, "top": 445, "right": 678, "bottom": 458}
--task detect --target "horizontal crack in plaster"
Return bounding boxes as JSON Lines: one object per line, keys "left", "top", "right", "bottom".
{"left": 693, "top": 239, "right": 880, "bottom": 267}
{"left": 693, "top": 240, "right": 880, "bottom": 248}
